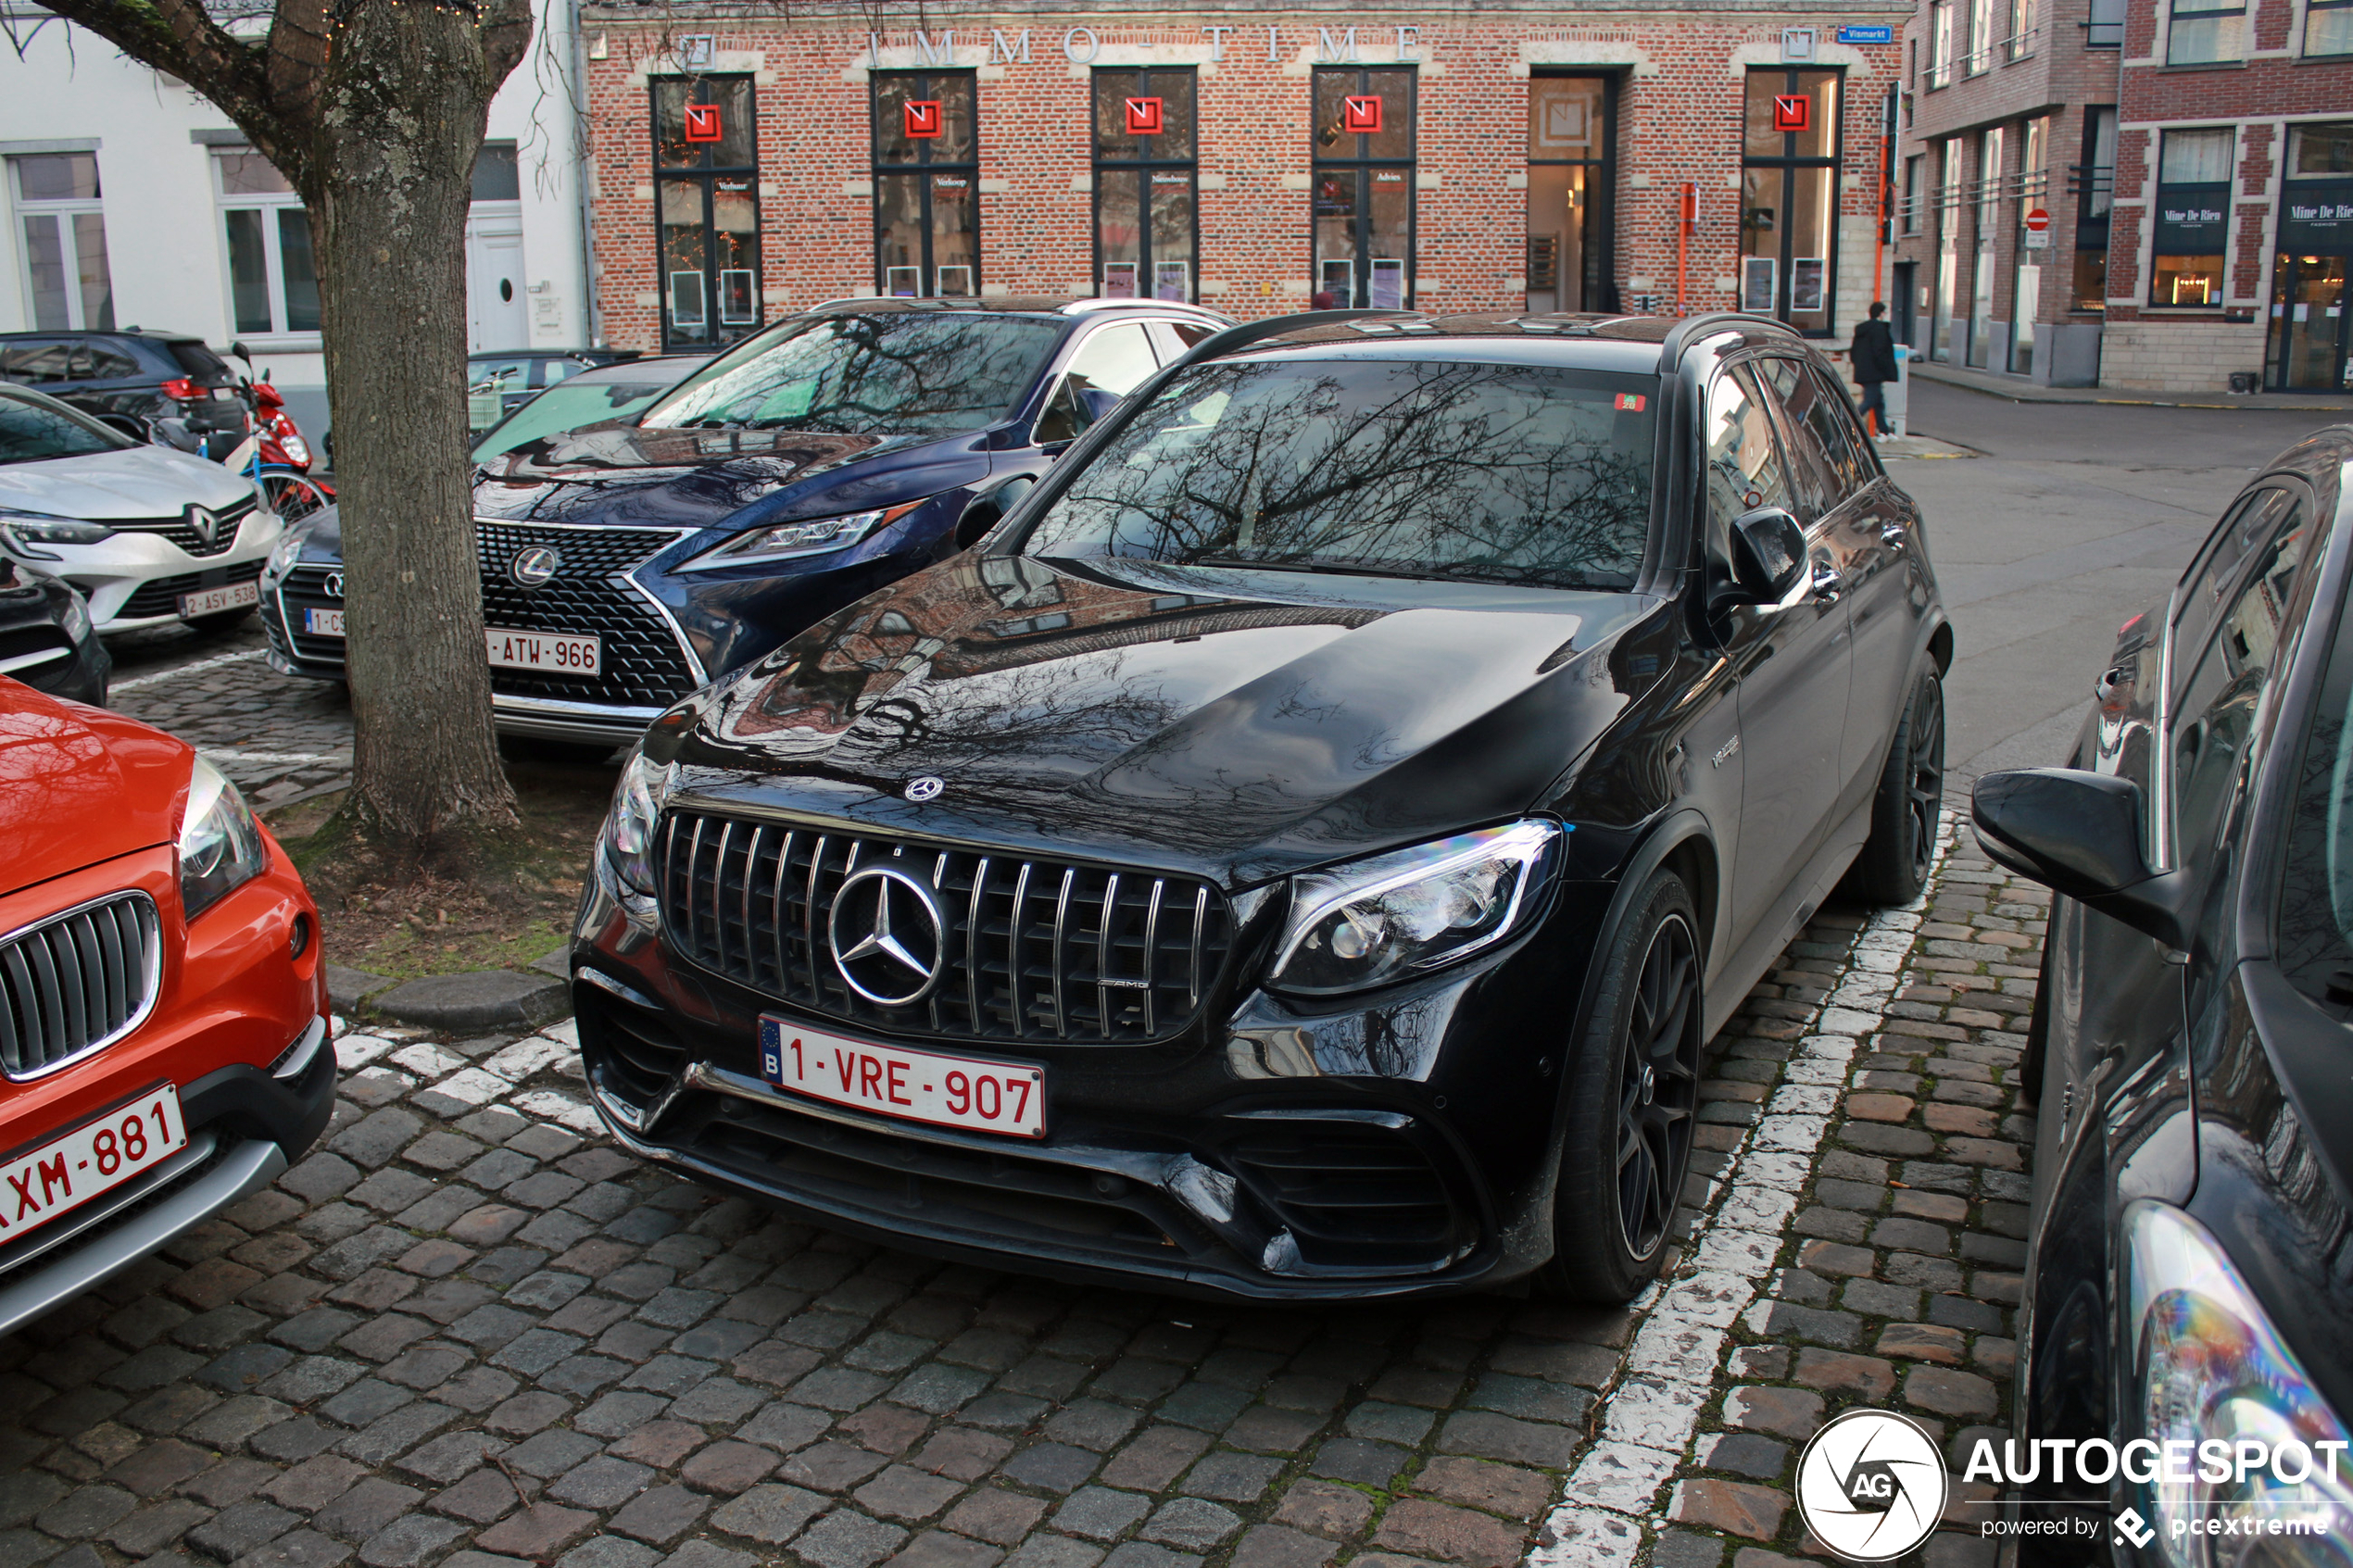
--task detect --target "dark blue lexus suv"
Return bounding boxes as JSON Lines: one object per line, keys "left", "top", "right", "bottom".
{"left": 259, "top": 298, "right": 1229, "bottom": 748}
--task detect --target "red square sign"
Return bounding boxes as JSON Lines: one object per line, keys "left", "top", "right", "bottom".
{"left": 1772, "top": 94, "right": 1811, "bottom": 133}
{"left": 903, "top": 100, "right": 943, "bottom": 138}
{"left": 1125, "top": 96, "right": 1164, "bottom": 135}
{"left": 683, "top": 104, "right": 722, "bottom": 143}
{"left": 1342, "top": 94, "right": 1383, "bottom": 134}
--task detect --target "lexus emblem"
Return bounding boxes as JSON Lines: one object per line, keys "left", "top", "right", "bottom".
{"left": 828, "top": 864, "right": 947, "bottom": 1007}
{"left": 321, "top": 571, "right": 344, "bottom": 599}
{"left": 510, "top": 546, "right": 563, "bottom": 588}
{"left": 903, "top": 776, "right": 945, "bottom": 803}
{"left": 187, "top": 505, "right": 220, "bottom": 547}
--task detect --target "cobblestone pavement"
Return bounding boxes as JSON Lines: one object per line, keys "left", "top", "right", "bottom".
{"left": 102, "top": 622, "right": 354, "bottom": 806}
{"left": 0, "top": 814, "right": 2039, "bottom": 1568}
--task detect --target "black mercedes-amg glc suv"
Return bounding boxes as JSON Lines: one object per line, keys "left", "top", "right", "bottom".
{"left": 564, "top": 308, "right": 1951, "bottom": 1302}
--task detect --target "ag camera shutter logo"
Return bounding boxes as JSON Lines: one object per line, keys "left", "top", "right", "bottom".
{"left": 1795, "top": 1410, "right": 1950, "bottom": 1562}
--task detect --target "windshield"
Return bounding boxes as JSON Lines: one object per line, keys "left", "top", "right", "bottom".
{"left": 472, "top": 380, "right": 675, "bottom": 462}
{"left": 642, "top": 312, "right": 1063, "bottom": 437}
{"left": 0, "top": 393, "right": 127, "bottom": 464}
{"left": 1018, "top": 357, "right": 1658, "bottom": 590}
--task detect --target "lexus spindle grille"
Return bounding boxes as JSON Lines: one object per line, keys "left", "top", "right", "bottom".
{"left": 108, "top": 496, "right": 258, "bottom": 559}
{"left": 0, "top": 892, "right": 161, "bottom": 1080}
{"left": 120, "top": 559, "right": 264, "bottom": 621}
{"left": 474, "top": 523, "right": 697, "bottom": 709}
{"left": 658, "top": 812, "right": 1233, "bottom": 1045}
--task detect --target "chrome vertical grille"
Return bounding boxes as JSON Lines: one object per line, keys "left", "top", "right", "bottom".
{"left": 657, "top": 811, "right": 1233, "bottom": 1045}
{"left": 0, "top": 893, "right": 162, "bottom": 1080}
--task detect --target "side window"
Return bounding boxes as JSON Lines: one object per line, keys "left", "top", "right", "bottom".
{"left": 2172, "top": 500, "right": 2312, "bottom": 875}
{"left": 1800, "top": 363, "right": 1874, "bottom": 492}
{"left": 0, "top": 339, "right": 73, "bottom": 382}
{"left": 84, "top": 345, "right": 139, "bottom": 380}
{"left": 2172, "top": 486, "right": 2292, "bottom": 706}
{"left": 1754, "top": 357, "right": 1851, "bottom": 521}
{"left": 1037, "top": 323, "right": 1158, "bottom": 445}
{"left": 1703, "top": 365, "right": 1798, "bottom": 557}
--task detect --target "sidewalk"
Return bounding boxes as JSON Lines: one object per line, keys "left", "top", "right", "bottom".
{"left": 1904, "top": 357, "right": 2353, "bottom": 414}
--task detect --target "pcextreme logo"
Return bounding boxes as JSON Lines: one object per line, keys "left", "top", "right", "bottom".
{"left": 1795, "top": 1410, "right": 1951, "bottom": 1562}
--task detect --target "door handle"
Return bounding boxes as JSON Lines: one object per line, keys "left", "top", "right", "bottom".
{"left": 1811, "top": 564, "right": 1843, "bottom": 604}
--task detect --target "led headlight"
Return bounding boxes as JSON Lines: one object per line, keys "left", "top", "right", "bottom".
{"left": 2124, "top": 1198, "right": 2353, "bottom": 1565}
{"left": 178, "top": 757, "right": 271, "bottom": 920}
{"left": 0, "top": 510, "right": 115, "bottom": 560}
{"left": 1266, "top": 821, "right": 1564, "bottom": 997}
{"left": 680, "top": 499, "right": 925, "bottom": 571}
{"left": 263, "top": 521, "right": 312, "bottom": 583}
{"left": 601, "top": 751, "right": 671, "bottom": 897}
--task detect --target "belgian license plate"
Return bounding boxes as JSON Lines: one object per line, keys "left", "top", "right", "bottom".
{"left": 759, "top": 1018, "right": 1046, "bottom": 1138}
{"left": 179, "top": 581, "right": 258, "bottom": 619}
{"left": 1, "top": 1085, "right": 186, "bottom": 1243}
{"left": 487, "top": 629, "right": 600, "bottom": 675}
{"left": 305, "top": 607, "right": 346, "bottom": 637}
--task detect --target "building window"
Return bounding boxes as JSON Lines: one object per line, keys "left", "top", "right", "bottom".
{"left": 1967, "top": 0, "right": 1995, "bottom": 72}
{"left": 654, "top": 76, "right": 761, "bottom": 349}
{"left": 2267, "top": 123, "right": 2353, "bottom": 391}
{"left": 2012, "top": 119, "right": 2048, "bottom": 374}
{"left": 2167, "top": 0, "right": 2246, "bottom": 64}
{"left": 873, "top": 70, "right": 977, "bottom": 300}
{"left": 2007, "top": 0, "right": 2040, "bottom": 58}
{"left": 2072, "top": 107, "right": 2116, "bottom": 309}
{"left": 1312, "top": 67, "right": 1416, "bottom": 308}
{"left": 472, "top": 141, "right": 521, "bottom": 203}
{"left": 1903, "top": 154, "right": 1924, "bottom": 233}
{"left": 1741, "top": 69, "right": 1842, "bottom": 335}
{"left": 1928, "top": 3, "right": 1954, "bottom": 86}
{"left": 1526, "top": 75, "right": 1617, "bottom": 313}
{"left": 11, "top": 153, "right": 112, "bottom": 332}
{"left": 2307, "top": 0, "right": 2353, "bottom": 54}
{"left": 213, "top": 151, "right": 318, "bottom": 338}
{"left": 1968, "top": 126, "right": 2003, "bottom": 368}
{"left": 2151, "top": 128, "right": 2233, "bottom": 307}
{"left": 1092, "top": 69, "right": 1196, "bottom": 302}
{"left": 1933, "top": 136, "right": 1963, "bottom": 360}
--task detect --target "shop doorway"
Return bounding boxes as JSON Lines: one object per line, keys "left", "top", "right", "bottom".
{"left": 1312, "top": 68, "right": 1416, "bottom": 307}
{"left": 2267, "top": 253, "right": 2351, "bottom": 393}
{"left": 1526, "top": 75, "right": 1616, "bottom": 314}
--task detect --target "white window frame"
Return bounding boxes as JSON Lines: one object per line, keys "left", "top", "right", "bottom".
{"left": 212, "top": 150, "right": 321, "bottom": 345}
{"left": 9, "top": 154, "right": 112, "bottom": 332}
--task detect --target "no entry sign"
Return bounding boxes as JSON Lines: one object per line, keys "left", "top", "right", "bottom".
{"left": 2024, "top": 207, "right": 2050, "bottom": 232}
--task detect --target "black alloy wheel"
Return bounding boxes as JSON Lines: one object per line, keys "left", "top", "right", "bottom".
{"left": 1615, "top": 910, "right": 1702, "bottom": 1258}
{"left": 1901, "top": 677, "right": 1946, "bottom": 886}
{"left": 1539, "top": 868, "right": 1704, "bottom": 1302}
{"left": 1850, "top": 668, "right": 1946, "bottom": 905}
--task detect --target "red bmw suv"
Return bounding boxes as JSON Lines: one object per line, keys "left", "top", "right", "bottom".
{"left": 0, "top": 675, "right": 331, "bottom": 1335}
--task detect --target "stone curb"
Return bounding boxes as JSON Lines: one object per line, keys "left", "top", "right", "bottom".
{"left": 375, "top": 968, "right": 572, "bottom": 1031}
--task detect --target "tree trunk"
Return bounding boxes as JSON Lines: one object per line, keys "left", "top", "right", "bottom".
{"left": 312, "top": 1, "right": 518, "bottom": 842}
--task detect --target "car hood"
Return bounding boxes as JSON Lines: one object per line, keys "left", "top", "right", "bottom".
{"left": 472, "top": 422, "right": 994, "bottom": 533}
{"left": 659, "top": 553, "right": 1667, "bottom": 886}
{"left": 0, "top": 679, "right": 191, "bottom": 897}
{"left": 0, "top": 445, "right": 256, "bottom": 520}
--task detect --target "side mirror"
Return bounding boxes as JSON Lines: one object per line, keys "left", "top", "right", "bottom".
{"left": 1076, "top": 387, "right": 1124, "bottom": 426}
{"left": 1971, "top": 768, "right": 2192, "bottom": 948}
{"left": 1730, "top": 507, "right": 1809, "bottom": 603}
{"left": 229, "top": 342, "right": 252, "bottom": 364}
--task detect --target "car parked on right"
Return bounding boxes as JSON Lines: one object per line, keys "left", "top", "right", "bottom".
{"left": 1974, "top": 424, "right": 2353, "bottom": 1563}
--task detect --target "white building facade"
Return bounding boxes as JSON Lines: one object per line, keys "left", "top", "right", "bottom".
{"left": 0, "top": 1, "right": 599, "bottom": 443}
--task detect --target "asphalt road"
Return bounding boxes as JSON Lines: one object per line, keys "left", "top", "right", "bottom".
{"left": 1893, "top": 380, "right": 2346, "bottom": 784}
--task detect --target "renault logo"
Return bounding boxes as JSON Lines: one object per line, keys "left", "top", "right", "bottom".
{"left": 510, "top": 546, "right": 562, "bottom": 588}
{"left": 828, "top": 864, "right": 947, "bottom": 1007}
{"left": 321, "top": 571, "right": 344, "bottom": 599}
{"left": 186, "top": 504, "right": 221, "bottom": 547}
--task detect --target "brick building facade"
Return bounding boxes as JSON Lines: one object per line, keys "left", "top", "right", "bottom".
{"left": 1894, "top": 0, "right": 2353, "bottom": 394}
{"left": 574, "top": 4, "right": 1908, "bottom": 356}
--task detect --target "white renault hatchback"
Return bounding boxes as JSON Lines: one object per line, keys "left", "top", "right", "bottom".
{"left": 0, "top": 383, "right": 278, "bottom": 633}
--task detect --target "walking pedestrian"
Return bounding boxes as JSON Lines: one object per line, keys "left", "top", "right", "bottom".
{"left": 1849, "top": 301, "right": 1899, "bottom": 438}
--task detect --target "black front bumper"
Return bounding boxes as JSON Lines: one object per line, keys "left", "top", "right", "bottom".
{"left": 568, "top": 866, "right": 1601, "bottom": 1302}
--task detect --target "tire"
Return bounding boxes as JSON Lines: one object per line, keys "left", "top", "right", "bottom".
{"left": 261, "top": 471, "right": 333, "bottom": 525}
{"left": 1849, "top": 667, "right": 1945, "bottom": 906}
{"left": 185, "top": 606, "right": 257, "bottom": 634}
{"left": 1535, "top": 869, "right": 1705, "bottom": 1303}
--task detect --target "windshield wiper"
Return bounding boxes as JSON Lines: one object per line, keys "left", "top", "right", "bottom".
{"left": 1191, "top": 556, "right": 1443, "bottom": 583}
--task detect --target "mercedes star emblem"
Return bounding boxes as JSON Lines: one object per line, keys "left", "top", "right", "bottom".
{"left": 186, "top": 505, "right": 220, "bottom": 548}
{"left": 321, "top": 571, "right": 344, "bottom": 599}
{"left": 510, "top": 546, "right": 563, "bottom": 588}
{"left": 903, "top": 776, "right": 945, "bottom": 803}
{"left": 827, "top": 864, "right": 948, "bottom": 1007}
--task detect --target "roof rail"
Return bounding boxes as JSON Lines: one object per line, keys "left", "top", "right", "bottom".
{"left": 1655, "top": 311, "right": 1793, "bottom": 371}
{"left": 1171, "top": 308, "right": 1424, "bottom": 370}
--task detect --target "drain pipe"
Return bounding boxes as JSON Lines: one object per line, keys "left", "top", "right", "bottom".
{"left": 1677, "top": 182, "right": 1695, "bottom": 314}
{"left": 569, "top": 0, "right": 602, "bottom": 347}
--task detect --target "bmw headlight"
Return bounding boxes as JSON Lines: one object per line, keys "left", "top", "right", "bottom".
{"left": 1266, "top": 821, "right": 1565, "bottom": 997}
{"left": 2124, "top": 1199, "right": 2353, "bottom": 1566}
{"left": 601, "top": 751, "right": 671, "bottom": 898}
{"left": 0, "top": 510, "right": 116, "bottom": 560}
{"left": 680, "top": 499, "right": 925, "bottom": 571}
{"left": 178, "top": 757, "right": 271, "bottom": 920}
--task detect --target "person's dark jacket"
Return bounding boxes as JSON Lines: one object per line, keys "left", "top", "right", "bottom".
{"left": 1850, "top": 318, "right": 1899, "bottom": 385}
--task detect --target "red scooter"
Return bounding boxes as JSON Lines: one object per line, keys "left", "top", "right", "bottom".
{"left": 249, "top": 377, "right": 333, "bottom": 522}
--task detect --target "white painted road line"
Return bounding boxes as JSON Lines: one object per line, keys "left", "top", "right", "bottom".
{"left": 201, "top": 749, "right": 347, "bottom": 765}
{"left": 111, "top": 647, "right": 270, "bottom": 692}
